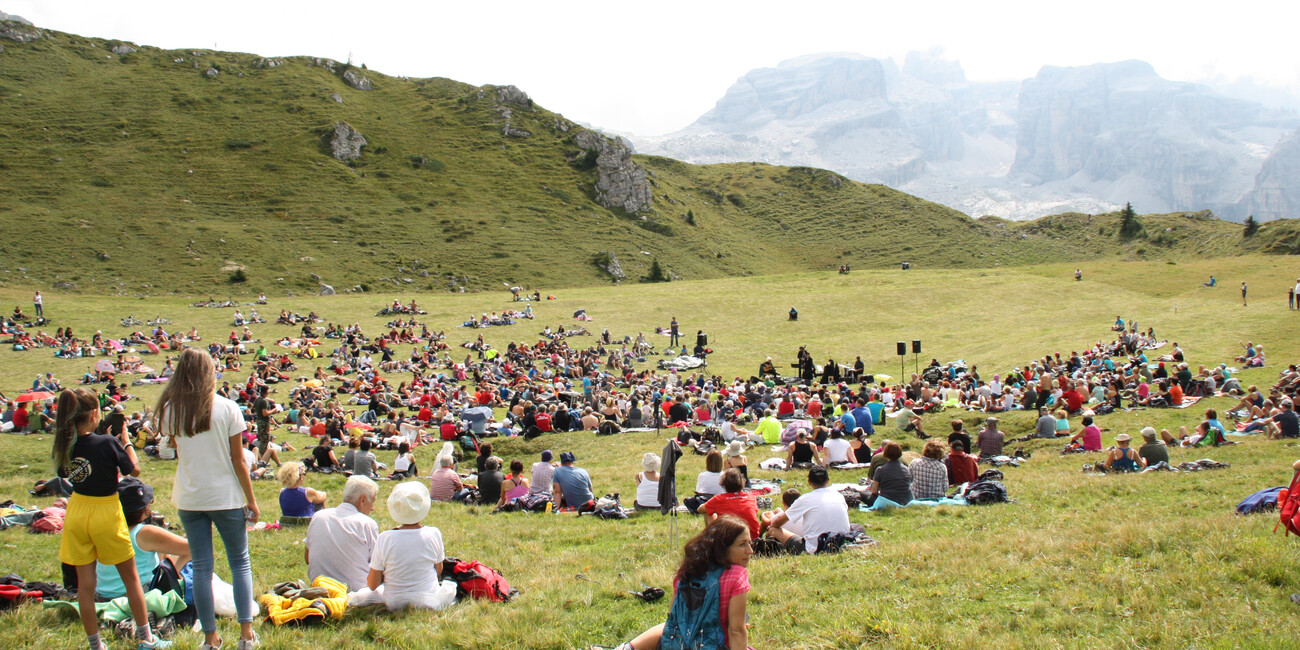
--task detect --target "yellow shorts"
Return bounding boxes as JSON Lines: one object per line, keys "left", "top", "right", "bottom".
{"left": 59, "top": 493, "right": 134, "bottom": 566}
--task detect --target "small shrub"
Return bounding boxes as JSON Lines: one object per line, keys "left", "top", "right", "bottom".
{"left": 224, "top": 138, "right": 256, "bottom": 149}
{"left": 685, "top": 210, "right": 696, "bottom": 226}
{"left": 373, "top": 171, "right": 391, "bottom": 178}
{"left": 409, "top": 155, "right": 446, "bottom": 172}
{"left": 90, "top": 177, "right": 112, "bottom": 187}
{"left": 637, "top": 220, "right": 675, "bottom": 237}
{"left": 726, "top": 193, "right": 745, "bottom": 208}
{"left": 228, "top": 269, "right": 247, "bottom": 283}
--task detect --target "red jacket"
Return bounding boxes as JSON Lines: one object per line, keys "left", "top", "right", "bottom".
{"left": 946, "top": 451, "right": 979, "bottom": 485}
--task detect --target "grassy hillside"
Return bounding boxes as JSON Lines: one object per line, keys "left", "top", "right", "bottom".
{"left": 0, "top": 23, "right": 1289, "bottom": 296}
{"left": 1, "top": 259, "right": 1299, "bottom": 647}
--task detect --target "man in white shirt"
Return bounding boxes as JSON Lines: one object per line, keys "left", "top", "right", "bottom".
{"left": 767, "top": 467, "right": 850, "bottom": 554}
{"left": 305, "top": 476, "right": 380, "bottom": 591}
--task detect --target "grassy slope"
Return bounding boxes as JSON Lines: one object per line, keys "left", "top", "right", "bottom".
{"left": 0, "top": 25, "right": 1288, "bottom": 297}
{"left": 0, "top": 258, "right": 1299, "bottom": 647}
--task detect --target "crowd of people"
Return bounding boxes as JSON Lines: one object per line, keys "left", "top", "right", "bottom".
{"left": 16, "top": 286, "right": 1300, "bottom": 647}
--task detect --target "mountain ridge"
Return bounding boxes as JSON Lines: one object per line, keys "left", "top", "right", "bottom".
{"left": 0, "top": 21, "right": 1293, "bottom": 296}
{"left": 633, "top": 52, "right": 1300, "bottom": 223}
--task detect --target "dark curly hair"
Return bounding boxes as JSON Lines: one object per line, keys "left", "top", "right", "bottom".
{"left": 674, "top": 515, "right": 748, "bottom": 583}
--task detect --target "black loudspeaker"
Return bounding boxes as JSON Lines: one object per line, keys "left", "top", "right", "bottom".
{"left": 896, "top": 342, "right": 907, "bottom": 356}
{"left": 912, "top": 340, "right": 922, "bottom": 354}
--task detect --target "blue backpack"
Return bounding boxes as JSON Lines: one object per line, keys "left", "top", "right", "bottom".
{"left": 660, "top": 565, "right": 726, "bottom": 650}
{"left": 1236, "top": 486, "right": 1285, "bottom": 515}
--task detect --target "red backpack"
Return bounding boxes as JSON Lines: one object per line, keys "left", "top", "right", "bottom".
{"left": 442, "top": 559, "right": 517, "bottom": 602}
{"left": 1277, "top": 470, "right": 1300, "bottom": 537}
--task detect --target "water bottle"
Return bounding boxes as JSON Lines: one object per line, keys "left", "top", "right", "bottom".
{"left": 545, "top": 501, "right": 553, "bottom": 514}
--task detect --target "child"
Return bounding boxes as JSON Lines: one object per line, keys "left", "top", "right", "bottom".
{"left": 52, "top": 388, "right": 172, "bottom": 649}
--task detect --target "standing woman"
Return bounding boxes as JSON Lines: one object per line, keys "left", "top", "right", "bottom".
{"left": 157, "top": 348, "right": 259, "bottom": 650}
{"left": 52, "top": 387, "right": 172, "bottom": 650}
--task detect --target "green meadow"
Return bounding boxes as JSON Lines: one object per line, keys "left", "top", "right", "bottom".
{"left": 0, "top": 257, "right": 1299, "bottom": 648}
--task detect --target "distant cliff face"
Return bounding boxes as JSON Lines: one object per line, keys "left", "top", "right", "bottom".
{"left": 633, "top": 54, "right": 1300, "bottom": 221}
{"left": 1241, "top": 129, "right": 1300, "bottom": 222}
{"left": 1011, "top": 60, "right": 1291, "bottom": 215}
{"left": 638, "top": 53, "right": 1011, "bottom": 195}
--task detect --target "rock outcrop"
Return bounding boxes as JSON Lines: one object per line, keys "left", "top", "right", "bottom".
{"left": 497, "top": 85, "right": 532, "bottom": 108}
{"left": 253, "top": 58, "right": 284, "bottom": 69}
{"left": 595, "top": 252, "right": 625, "bottom": 281}
{"left": 110, "top": 44, "right": 136, "bottom": 55}
{"left": 0, "top": 17, "right": 42, "bottom": 42}
{"left": 329, "top": 121, "right": 367, "bottom": 162}
{"left": 203, "top": 67, "right": 219, "bottom": 78}
{"left": 1239, "top": 129, "right": 1300, "bottom": 221}
{"left": 342, "top": 69, "right": 372, "bottom": 91}
{"left": 574, "top": 130, "right": 653, "bottom": 214}
{"left": 319, "top": 283, "right": 335, "bottom": 296}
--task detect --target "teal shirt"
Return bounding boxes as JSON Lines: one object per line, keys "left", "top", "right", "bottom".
{"left": 95, "top": 524, "right": 159, "bottom": 599}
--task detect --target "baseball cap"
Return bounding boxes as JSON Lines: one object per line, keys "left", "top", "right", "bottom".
{"left": 560, "top": 451, "right": 577, "bottom": 463}
{"left": 116, "top": 477, "right": 154, "bottom": 514}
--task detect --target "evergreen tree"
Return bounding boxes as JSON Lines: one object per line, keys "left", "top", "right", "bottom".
{"left": 645, "top": 259, "right": 669, "bottom": 283}
{"left": 1243, "top": 215, "right": 1259, "bottom": 237}
{"left": 685, "top": 210, "right": 696, "bottom": 226}
{"left": 1119, "top": 202, "right": 1142, "bottom": 239}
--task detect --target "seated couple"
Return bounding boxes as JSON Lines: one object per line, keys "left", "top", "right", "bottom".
{"left": 756, "top": 466, "right": 856, "bottom": 555}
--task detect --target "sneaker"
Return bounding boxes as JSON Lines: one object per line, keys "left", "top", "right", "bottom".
{"left": 138, "top": 637, "right": 174, "bottom": 650}
{"left": 198, "top": 641, "right": 222, "bottom": 650}
{"left": 236, "top": 632, "right": 260, "bottom": 650}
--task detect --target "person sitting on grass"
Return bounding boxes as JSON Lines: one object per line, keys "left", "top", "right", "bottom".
{"left": 305, "top": 475, "right": 379, "bottom": 592}
{"left": 759, "top": 488, "right": 803, "bottom": 539}
{"left": 362, "top": 481, "right": 447, "bottom": 611}
{"left": 613, "top": 515, "right": 753, "bottom": 650}
{"left": 702, "top": 469, "right": 760, "bottom": 539}
{"left": 312, "top": 437, "right": 340, "bottom": 472}
{"left": 1069, "top": 415, "right": 1103, "bottom": 451}
{"left": 891, "top": 402, "right": 926, "bottom": 437}
{"left": 553, "top": 451, "right": 594, "bottom": 512}
{"left": 945, "top": 439, "right": 979, "bottom": 486}
{"left": 1137, "top": 427, "right": 1169, "bottom": 467}
{"left": 867, "top": 441, "right": 915, "bottom": 507}
{"left": 277, "top": 462, "right": 328, "bottom": 520}
{"left": 908, "top": 440, "right": 949, "bottom": 501}
{"left": 975, "top": 417, "right": 1005, "bottom": 458}
{"left": 94, "top": 478, "right": 191, "bottom": 601}
{"left": 765, "top": 466, "right": 850, "bottom": 555}
{"left": 428, "top": 449, "right": 465, "bottom": 503}
{"left": 947, "top": 419, "right": 971, "bottom": 454}
{"left": 498, "top": 460, "right": 531, "bottom": 507}
{"left": 785, "top": 429, "right": 822, "bottom": 468}
{"left": 1104, "top": 433, "right": 1144, "bottom": 471}
{"left": 754, "top": 409, "right": 783, "bottom": 444}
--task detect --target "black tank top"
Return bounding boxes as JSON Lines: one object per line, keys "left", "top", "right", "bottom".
{"left": 793, "top": 441, "right": 814, "bottom": 463}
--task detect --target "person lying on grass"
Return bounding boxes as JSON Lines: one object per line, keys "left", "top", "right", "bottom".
{"left": 614, "top": 515, "right": 753, "bottom": 650}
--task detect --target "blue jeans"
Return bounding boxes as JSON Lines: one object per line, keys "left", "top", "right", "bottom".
{"left": 179, "top": 508, "right": 255, "bottom": 631}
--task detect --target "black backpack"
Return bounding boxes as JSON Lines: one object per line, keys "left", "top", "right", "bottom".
{"left": 963, "top": 480, "right": 1008, "bottom": 505}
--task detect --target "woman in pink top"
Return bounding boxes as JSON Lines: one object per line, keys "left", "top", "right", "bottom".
{"left": 497, "top": 460, "right": 531, "bottom": 506}
{"left": 614, "top": 515, "right": 753, "bottom": 650}
{"left": 1070, "top": 415, "right": 1103, "bottom": 451}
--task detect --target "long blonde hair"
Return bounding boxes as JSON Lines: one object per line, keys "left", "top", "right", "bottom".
{"left": 155, "top": 348, "right": 216, "bottom": 437}
{"left": 51, "top": 388, "right": 100, "bottom": 473}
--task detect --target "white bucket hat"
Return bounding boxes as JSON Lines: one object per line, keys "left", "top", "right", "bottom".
{"left": 387, "top": 481, "right": 431, "bottom": 525}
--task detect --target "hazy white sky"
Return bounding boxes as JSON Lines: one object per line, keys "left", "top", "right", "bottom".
{"left": 7, "top": 0, "right": 1299, "bottom": 134}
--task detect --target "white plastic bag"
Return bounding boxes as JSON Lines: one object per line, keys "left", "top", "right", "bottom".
{"left": 211, "top": 574, "right": 259, "bottom": 618}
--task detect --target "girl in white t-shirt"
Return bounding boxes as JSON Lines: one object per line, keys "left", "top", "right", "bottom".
{"left": 157, "top": 349, "right": 260, "bottom": 650}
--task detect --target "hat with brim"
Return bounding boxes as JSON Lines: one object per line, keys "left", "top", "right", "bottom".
{"left": 388, "top": 481, "right": 431, "bottom": 525}
{"left": 1115, "top": 433, "right": 1132, "bottom": 443}
{"left": 725, "top": 440, "right": 745, "bottom": 457}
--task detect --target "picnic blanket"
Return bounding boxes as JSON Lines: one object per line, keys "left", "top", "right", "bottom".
{"left": 859, "top": 496, "right": 969, "bottom": 511}
{"left": 1169, "top": 396, "right": 1203, "bottom": 409}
